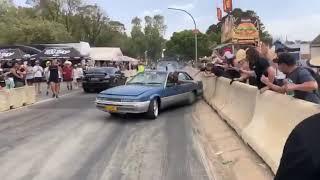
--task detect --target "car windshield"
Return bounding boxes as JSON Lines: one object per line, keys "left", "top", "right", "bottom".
{"left": 86, "top": 68, "right": 116, "bottom": 74}
{"left": 127, "top": 71, "right": 167, "bottom": 86}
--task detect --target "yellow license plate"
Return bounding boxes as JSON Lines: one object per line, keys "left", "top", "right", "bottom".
{"left": 105, "top": 106, "right": 117, "bottom": 112}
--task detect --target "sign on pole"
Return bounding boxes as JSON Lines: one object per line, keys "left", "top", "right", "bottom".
{"left": 217, "top": 8, "right": 222, "bottom": 21}
{"left": 223, "top": 0, "right": 233, "bottom": 13}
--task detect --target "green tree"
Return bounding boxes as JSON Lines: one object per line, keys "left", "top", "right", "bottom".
{"left": 166, "top": 30, "right": 211, "bottom": 60}
{"left": 78, "top": 4, "right": 109, "bottom": 45}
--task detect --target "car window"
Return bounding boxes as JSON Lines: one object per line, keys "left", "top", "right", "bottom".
{"left": 178, "top": 72, "right": 192, "bottom": 81}
{"left": 127, "top": 71, "right": 167, "bottom": 86}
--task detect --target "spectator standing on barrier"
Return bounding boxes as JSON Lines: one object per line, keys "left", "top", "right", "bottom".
{"left": 25, "top": 61, "right": 34, "bottom": 86}
{"left": 275, "top": 113, "right": 320, "bottom": 180}
{"left": 33, "top": 60, "right": 44, "bottom": 95}
{"left": 261, "top": 53, "right": 320, "bottom": 104}
{"left": 49, "top": 60, "right": 60, "bottom": 98}
{"left": 239, "top": 47, "right": 276, "bottom": 89}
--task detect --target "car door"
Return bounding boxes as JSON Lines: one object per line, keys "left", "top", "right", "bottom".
{"left": 161, "top": 73, "right": 180, "bottom": 108}
{"left": 177, "top": 72, "right": 195, "bottom": 101}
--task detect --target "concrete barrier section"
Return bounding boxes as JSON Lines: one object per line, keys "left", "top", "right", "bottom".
{"left": 9, "top": 87, "right": 26, "bottom": 108}
{"left": 204, "top": 77, "right": 217, "bottom": 106}
{"left": 242, "top": 90, "right": 320, "bottom": 173}
{"left": 211, "top": 77, "right": 231, "bottom": 111}
{"left": 219, "top": 81, "right": 258, "bottom": 134}
{"left": 0, "top": 90, "right": 10, "bottom": 111}
{"left": 25, "top": 86, "right": 36, "bottom": 105}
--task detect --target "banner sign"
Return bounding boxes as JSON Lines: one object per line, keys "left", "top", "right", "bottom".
{"left": 0, "top": 50, "right": 14, "bottom": 58}
{"left": 223, "top": 0, "right": 233, "bottom": 13}
{"left": 44, "top": 49, "right": 71, "bottom": 57}
{"left": 217, "top": 8, "right": 222, "bottom": 21}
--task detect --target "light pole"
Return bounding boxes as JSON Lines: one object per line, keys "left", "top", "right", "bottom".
{"left": 168, "top": 7, "right": 198, "bottom": 63}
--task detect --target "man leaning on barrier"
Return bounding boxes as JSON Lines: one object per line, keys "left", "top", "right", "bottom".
{"left": 261, "top": 53, "right": 320, "bottom": 104}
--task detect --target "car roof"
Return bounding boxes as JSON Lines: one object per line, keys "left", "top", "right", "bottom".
{"left": 143, "top": 70, "right": 188, "bottom": 74}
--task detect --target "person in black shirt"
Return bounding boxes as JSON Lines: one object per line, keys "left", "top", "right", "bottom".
{"left": 49, "top": 60, "right": 60, "bottom": 98}
{"left": 261, "top": 53, "right": 320, "bottom": 104}
{"left": 275, "top": 113, "right": 320, "bottom": 180}
{"left": 239, "top": 47, "right": 276, "bottom": 89}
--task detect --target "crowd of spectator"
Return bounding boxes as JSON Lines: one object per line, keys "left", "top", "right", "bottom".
{"left": 0, "top": 59, "right": 85, "bottom": 98}
{"left": 202, "top": 41, "right": 320, "bottom": 104}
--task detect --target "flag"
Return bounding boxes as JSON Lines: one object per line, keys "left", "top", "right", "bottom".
{"left": 217, "top": 8, "right": 222, "bottom": 21}
{"left": 223, "top": 0, "right": 233, "bottom": 13}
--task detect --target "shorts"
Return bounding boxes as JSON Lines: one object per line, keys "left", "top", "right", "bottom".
{"left": 26, "top": 78, "right": 34, "bottom": 83}
{"left": 76, "top": 78, "right": 82, "bottom": 82}
{"left": 49, "top": 78, "right": 59, "bottom": 84}
{"left": 64, "top": 78, "right": 73, "bottom": 82}
{"left": 34, "top": 77, "right": 42, "bottom": 83}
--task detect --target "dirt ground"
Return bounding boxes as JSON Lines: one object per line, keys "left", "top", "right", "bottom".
{"left": 192, "top": 101, "right": 274, "bottom": 180}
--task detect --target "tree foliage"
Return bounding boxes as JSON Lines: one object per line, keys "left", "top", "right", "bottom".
{"left": 166, "top": 30, "right": 211, "bottom": 60}
{"left": 0, "top": 0, "right": 167, "bottom": 61}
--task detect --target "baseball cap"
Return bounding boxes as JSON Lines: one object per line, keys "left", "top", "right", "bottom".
{"left": 224, "top": 51, "right": 235, "bottom": 60}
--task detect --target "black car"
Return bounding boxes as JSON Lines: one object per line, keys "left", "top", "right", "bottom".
{"left": 82, "top": 67, "right": 127, "bottom": 92}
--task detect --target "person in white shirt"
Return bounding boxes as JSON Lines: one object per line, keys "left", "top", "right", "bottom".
{"left": 25, "top": 62, "right": 34, "bottom": 86}
{"left": 73, "top": 64, "right": 84, "bottom": 89}
{"left": 33, "top": 61, "right": 44, "bottom": 94}
{"left": 44, "top": 61, "right": 51, "bottom": 96}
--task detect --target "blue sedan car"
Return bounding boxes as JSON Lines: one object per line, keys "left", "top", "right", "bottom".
{"left": 95, "top": 70, "right": 203, "bottom": 119}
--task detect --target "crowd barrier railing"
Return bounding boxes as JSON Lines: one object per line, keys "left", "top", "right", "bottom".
{"left": 0, "top": 86, "right": 36, "bottom": 112}
{"left": 201, "top": 74, "right": 320, "bottom": 174}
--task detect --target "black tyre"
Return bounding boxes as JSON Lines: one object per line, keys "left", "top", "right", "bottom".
{"left": 187, "top": 92, "right": 196, "bottom": 105}
{"left": 83, "top": 87, "right": 90, "bottom": 93}
{"left": 146, "top": 99, "right": 159, "bottom": 119}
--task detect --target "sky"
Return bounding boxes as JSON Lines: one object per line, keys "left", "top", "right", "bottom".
{"left": 14, "top": 0, "right": 320, "bottom": 41}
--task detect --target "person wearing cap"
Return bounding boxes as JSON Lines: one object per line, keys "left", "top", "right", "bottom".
{"left": 62, "top": 61, "right": 73, "bottom": 91}
{"left": 33, "top": 60, "right": 44, "bottom": 94}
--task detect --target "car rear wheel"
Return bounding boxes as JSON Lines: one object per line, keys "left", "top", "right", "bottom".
{"left": 146, "top": 99, "right": 159, "bottom": 119}
{"left": 187, "top": 92, "right": 196, "bottom": 105}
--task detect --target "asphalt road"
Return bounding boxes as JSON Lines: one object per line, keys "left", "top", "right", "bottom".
{"left": 0, "top": 92, "right": 210, "bottom": 180}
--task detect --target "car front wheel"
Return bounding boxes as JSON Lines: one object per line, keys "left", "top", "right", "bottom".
{"left": 146, "top": 99, "right": 159, "bottom": 119}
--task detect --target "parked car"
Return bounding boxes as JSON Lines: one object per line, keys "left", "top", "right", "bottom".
{"left": 82, "top": 67, "right": 127, "bottom": 92}
{"left": 95, "top": 70, "right": 203, "bottom": 119}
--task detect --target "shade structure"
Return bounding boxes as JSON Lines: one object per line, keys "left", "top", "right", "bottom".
{"left": 34, "top": 47, "right": 82, "bottom": 59}
{"left": 0, "top": 48, "right": 27, "bottom": 61}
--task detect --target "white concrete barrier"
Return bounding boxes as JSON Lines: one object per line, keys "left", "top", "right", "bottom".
{"left": 211, "top": 77, "right": 231, "bottom": 111}
{"left": 219, "top": 81, "right": 258, "bottom": 134}
{"left": 9, "top": 87, "right": 26, "bottom": 108}
{"left": 200, "top": 74, "right": 320, "bottom": 174}
{"left": 203, "top": 76, "right": 217, "bottom": 106}
{"left": 242, "top": 90, "right": 320, "bottom": 173}
{"left": 0, "top": 90, "right": 10, "bottom": 111}
{"left": 25, "top": 86, "right": 36, "bottom": 105}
